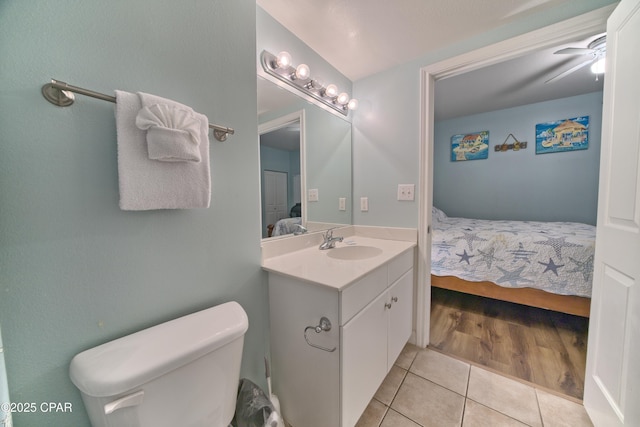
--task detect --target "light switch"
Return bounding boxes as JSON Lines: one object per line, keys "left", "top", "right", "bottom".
{"left": 360, "top": 197, "right": 368, "bottom": 212}
{"left": 397, "top": 184, "right": 415, "bottom": 201}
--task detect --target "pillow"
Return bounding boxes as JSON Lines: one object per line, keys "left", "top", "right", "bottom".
{"left": 432, "top": 206, "right": 447, "bottom": 222}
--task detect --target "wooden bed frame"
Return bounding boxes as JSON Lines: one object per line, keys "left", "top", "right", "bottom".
{"left": 431, "top": 275, "right": 591, "bottom": 318}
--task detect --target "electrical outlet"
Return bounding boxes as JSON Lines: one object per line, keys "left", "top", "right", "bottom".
{"left": 360, "top": 197, "right": 368, "bottom": 212}
{"left": 397, "top": 184, "right": 415, "bottom": 201}
{"left": 339, "top": 197, "right": 346, "bottom": 211}
{"left": 308, "top": 188, "right": 319, "bottom": 202}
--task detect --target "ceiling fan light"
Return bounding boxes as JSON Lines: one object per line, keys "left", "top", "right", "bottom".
{"left": 591, "top": 58, "right": 605, "bottom": 74}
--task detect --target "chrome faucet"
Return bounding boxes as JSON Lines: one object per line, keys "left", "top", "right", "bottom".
{"left": 319, "top": 228, "right": 343, "bottom": 250}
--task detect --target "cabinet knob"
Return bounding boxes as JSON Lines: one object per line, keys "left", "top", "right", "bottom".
{"left": 385, "top": 296, "right": 399, "bottom": 309}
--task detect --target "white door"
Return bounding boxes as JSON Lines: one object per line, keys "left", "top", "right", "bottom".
{"left": 583, "top": 1, "right": 640, "bottom": 425}
{"left": 264, "top": 170, "right": 288, "bottom": 230}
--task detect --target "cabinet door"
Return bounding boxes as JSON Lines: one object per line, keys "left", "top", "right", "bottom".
{"left": 387, "top": 269, "right": 413, "bottom": 370}
{"left": 341, "top": 290, "right": 388, "bottom": 427}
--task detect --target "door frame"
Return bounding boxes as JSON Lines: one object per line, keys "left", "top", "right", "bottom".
{"left": 415, "top": 5, "right": 616, "bottom": 348}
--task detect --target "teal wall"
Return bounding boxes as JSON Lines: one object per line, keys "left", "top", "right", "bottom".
{"left": 352, "top": 0, "right": 618, "bottom": 227}
{"left": 0, "top": 1, "right": 265, "bottom": 426}
{"left": 434, "top": 92, "right": 603, "bottom": 225}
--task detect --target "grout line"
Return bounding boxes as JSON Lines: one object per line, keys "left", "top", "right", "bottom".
{"left": 465, "top": 363, "right": 472, "bottom": 397}
{"left": 460, "top": 398, "right": 468, "bottom": 426}
{"left": 460, "top": 364, "right": 472, "bottom": 427}
{"left": 377, "top": 403, "right": 389, "bottom": 427}
{"left": 534, "top": 388, "right": 544, "bottom": 427}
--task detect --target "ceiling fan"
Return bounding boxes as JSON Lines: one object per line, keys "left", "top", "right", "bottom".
{"left": 545, "top": 35, "right": 606, "bottom": 84}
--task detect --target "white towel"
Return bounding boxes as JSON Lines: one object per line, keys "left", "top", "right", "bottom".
{"left": 136, "top": 104, "right": 202, "bottom": 162}
{"left": 115, "top": 90, "right": 211, "bottom": 210}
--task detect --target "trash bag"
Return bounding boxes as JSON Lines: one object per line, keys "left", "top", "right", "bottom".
{"left": 233, "top": 378, "right": 282, "bottom": 427}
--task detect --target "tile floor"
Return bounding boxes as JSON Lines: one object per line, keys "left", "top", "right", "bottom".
{"left": 355, "top": 345, "right": 594, "bottom": 427}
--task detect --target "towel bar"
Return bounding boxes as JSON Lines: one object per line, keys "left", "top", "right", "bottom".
{"left": 41, "top": 79, "right": 235, "bottom": 142}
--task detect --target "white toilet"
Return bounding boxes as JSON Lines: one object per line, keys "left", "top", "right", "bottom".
{"left": 69, "top": 301, "right": 249, "bottom": 427}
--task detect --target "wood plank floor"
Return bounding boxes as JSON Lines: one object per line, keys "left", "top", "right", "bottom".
{"left": 430, "top": 287, "right": 589, "bottom": 400}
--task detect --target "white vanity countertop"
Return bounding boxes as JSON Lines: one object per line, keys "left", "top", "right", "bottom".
{"left": 261, "top": 229, "right": 416, "bottom": 290}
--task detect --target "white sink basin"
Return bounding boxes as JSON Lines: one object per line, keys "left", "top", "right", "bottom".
{"left": 327, "top": 245, "right": 383, "bottom": 260}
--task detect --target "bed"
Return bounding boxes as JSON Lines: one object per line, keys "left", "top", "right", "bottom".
{"left": 430, "top": 207, "right": 595, "bottom": 317}
{"left": 269, "top": 217, "right": 303, "bottom": 237}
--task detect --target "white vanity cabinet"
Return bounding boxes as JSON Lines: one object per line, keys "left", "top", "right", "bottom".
{"left": 267, "top": 247, "right": 414, "bottom": 427}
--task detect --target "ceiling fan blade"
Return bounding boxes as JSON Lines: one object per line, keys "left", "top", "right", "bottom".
{"left": 545, "top": 58, "right": 594, "bottom": 84}
{"left": 554, "top": 47, "right": 596, "bottom": 55}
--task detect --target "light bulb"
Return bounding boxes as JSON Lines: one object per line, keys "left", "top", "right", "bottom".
{"left": 276, "top": 51, "right": 292, "bottom": 69}
{"left": 295, "top": 64, "right": 310, "bottom": 80}
{"left": 324, "top": 84, "right": 338, "bottom": 98}
{"left": 309, "top": 79, "right": 324, "bottom": 90}
{"left": 347, "top": 98, "right": 359, "bottom": 110}
{"left": 590, "top": 58, "right": 605, "bottom": 74}
{"left": 337, "top": 92, "right": 350, "bottom": 105}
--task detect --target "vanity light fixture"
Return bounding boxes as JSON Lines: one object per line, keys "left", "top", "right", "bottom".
{"left": 294, "top": 63, "right": 311, "bottom": 80}
{"left": 336, "top": 92, "right": 350, "bottom": 105}
{"left": 261, "top": 50, "right": 357, "bottom": 116}
{"left": 275, "top": 51, "right": 292, "bottom": 68}
{"left": 324, "top": 84, "right": 338, "bottom": 98}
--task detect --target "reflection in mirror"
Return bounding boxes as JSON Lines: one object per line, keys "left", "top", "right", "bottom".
{"left": 260, "top": 111, "right": 303, "bottom": 238}
{"left": 258, "top": 77, "right": 352, "bottom": 239}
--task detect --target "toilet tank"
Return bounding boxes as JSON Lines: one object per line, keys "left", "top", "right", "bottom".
{"left": 70, "top": 301, "right": 248, "bottom": 427}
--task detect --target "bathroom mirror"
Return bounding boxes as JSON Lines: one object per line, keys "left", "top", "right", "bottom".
{"left": 258, "top": 77, "right": 352, "bottom": 239}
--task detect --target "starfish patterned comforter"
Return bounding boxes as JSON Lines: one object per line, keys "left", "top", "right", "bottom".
{"left": 431, "top": 207, "right": 595, "bottom": 298}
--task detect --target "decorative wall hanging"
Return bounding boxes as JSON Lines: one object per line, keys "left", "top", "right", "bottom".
{"left": 451, "top": 131, "right": 489, "bottom": 161}
{"left": 535, "top": 116, "right": 589, "bottom": 154}
{"left": 495, "top": 133, "right": 527, "bottom": 152}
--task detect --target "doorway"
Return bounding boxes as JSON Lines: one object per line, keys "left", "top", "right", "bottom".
{"left": 415, "top": 3, "right": 614, "bottom": 389}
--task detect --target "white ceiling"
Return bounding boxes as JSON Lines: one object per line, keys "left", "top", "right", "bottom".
{"left": 258, "top": 0, "right": 581, "bottom": 81}
{"left": 434, "top": 32, "right": 605, "bottom": 120}
{"left": 257, "top": 0, "right": 608, "bottom": 120}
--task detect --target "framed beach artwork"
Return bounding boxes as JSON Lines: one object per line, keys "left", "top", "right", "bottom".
{"left": 535, "top": 116, "right": 589, "bottom": 154}
{"left": 451, "top": 131, "right": 489, "bottom": 161}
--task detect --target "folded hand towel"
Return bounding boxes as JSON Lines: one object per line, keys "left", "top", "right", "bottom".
{"left": 136, "top": 103, "right": 202, "bottom": 162}
{"left": 115, "top": 90, "right": 211, "bottom": 210}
